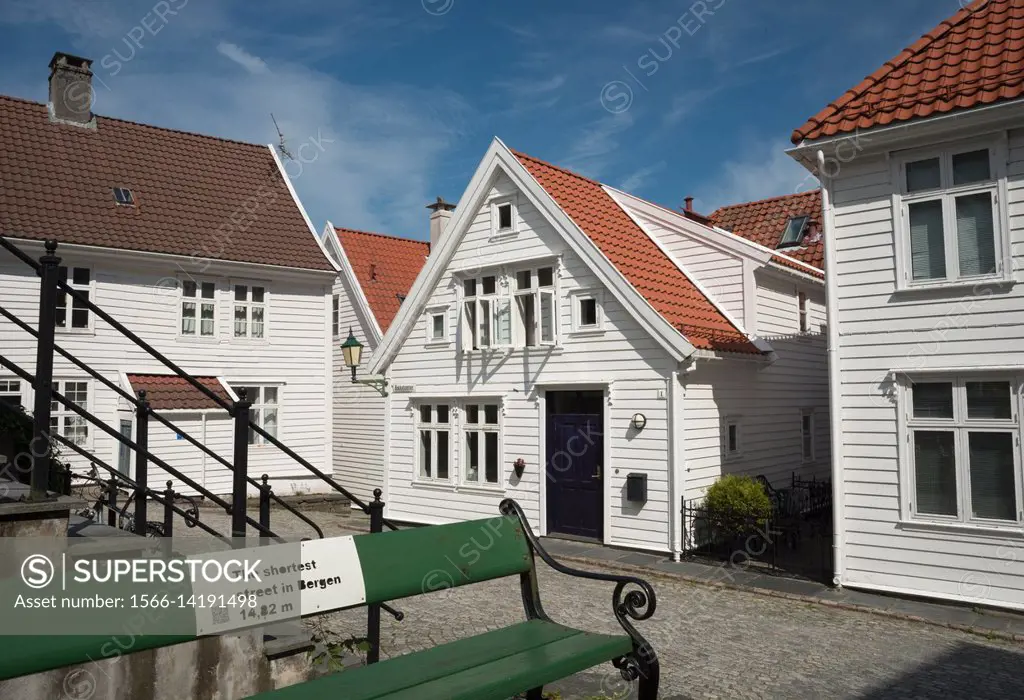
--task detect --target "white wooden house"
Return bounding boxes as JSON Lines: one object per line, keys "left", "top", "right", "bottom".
{"left": 0, "top": 53, "right": 339, "bottom": 496}
{"left": 355, "top": 139, "right": 830, "bottom": 556}
{"left": 787, "top": 0, "right": 1024, "bottom": 610}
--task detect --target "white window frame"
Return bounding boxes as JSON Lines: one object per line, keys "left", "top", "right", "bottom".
{"left": 50, "top": 379, "right": 91, "bottom": 448}
{"left": 425, "top": 305, "right": 450, "bottom": 345}
{"left": 179, "top": 278, "right": 218, "bottom": 338}
{"left": 414, "top": 403, "right": 452, "bottom": 483}
{"left": 569, "top": 289, "right": 604, "bottom": 334}
{"left": 723, "top": 416, "right": 741, "bottom": 460}
{"left": 797, "top": 291, "right": 809, "bottom": 334}
{"left": 512, "top": 264, "right": 558, "bottom": 348}
{"left": 459, "top": 273, "right": 511, "bottom": 352}
{"left": 489, "top": 195, "right": 518, "bottom": 238}
{"left": 332, "top": 294, "right": 340, "bottom": 338}
{"left": 231, "top": 281, "right": 268, "bottom": 340}
{"left": 0, "top": 378, "right": 24, "bottom": 408}
{"left": 892, "top": 137, "right": 1011, "bottom": 290}
{"left": 800, "top": 409, "right": 815, "bottom": 463}
{"left": 461, "top": 401, "right": 503, "bottom": 487}
{"left": 55, "top": 265, "right": 94, "bottom": 333}
{"left": 230, "top": 384, "right": 281, "bottom": 446}
{"left": 899, "top": 374, "right": 1023, "bottom": 529}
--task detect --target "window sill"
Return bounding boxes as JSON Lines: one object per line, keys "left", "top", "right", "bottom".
{"left": 408, "top": 480, "right": 506, "bottom": 496}
{"left": 893, "top": 277, "right": 1014, "bottom": 297}
{"left": 55, "top": 328, "right": 95, "bottom": 337}
{"left": 567, "top": 328, "right": 605, "bottom": 338}
{"left": 897, "top": 518, "right": 1024, "bottom": 540}
{"left": 409, "top": 479, "right": 455, "bottom": 492}
{"left": 489, "top": 229, "right": 519, "bottom": 241}
{"left": 425, "top": 340, "right": 452, "bottom": 349}
{"left": 456, "top": 483, "right": 506, "bottom": 496}
{"left": 176, "top": 335, "right": 221, "bottom": 343}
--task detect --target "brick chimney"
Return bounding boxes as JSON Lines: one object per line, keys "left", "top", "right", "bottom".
{"left": 684, "top": 196, "right": 694, "bottom": 212}
{"left": 426, "top": 196, "right": 456, "bottom": 251}
{"left": 48, "top": 52, "right": 95, "bottom": 126}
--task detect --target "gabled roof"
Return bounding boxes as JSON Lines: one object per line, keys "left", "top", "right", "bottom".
{"left": 125, "top": 374, "right": 230, "bottom": 411}
{"left": 512, "top": 152, "right": 758, "bottom": 354}
{"left": 0, "top": 94, "right": 334, "bottom": 271}
{"left": 792, "top": 0, "right": 1024, "bottom": 143}
{"left": 710, "top": 190, "right": 824, "bottom": 274}
{"left": 335, "top": 227, "right": 429, "bottom": 333}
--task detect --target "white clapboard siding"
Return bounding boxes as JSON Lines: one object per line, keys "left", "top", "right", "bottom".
{"left": 383, "top": 172, "right": 678, "bottom": 552}
{"left": 331, "top": 272, "right": 387, "bottom": 506}
{"left": 830, "top": 129, "right": 1024, "bottom": 610}
{"left": 0, "top": 248, "right": 333, "bottom": 497}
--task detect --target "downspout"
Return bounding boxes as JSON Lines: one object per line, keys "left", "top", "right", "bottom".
{"left": 818, "top": 150, "right": 845, "bottom": 589}
{"left": 668, "top": 369, "right": 684, "bottom": 561}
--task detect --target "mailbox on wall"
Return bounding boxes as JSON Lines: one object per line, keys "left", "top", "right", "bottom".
{"left": 626, "top": 473, "right": 647, "bottom": 503}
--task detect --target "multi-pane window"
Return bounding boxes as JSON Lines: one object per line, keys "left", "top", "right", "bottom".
{"left": 464, "top": 403, "right": 500, "bottom": 485}
{"left": 898, "top": 145, "right": 1003, "bottom": 284}
{"left": 417, "top": 404, "right": 450, "bottom": 480}
{"left": 0, "top": 379, "right": 22, "bottom": 408}
{"left": 233, "top": 284, "right": 266, "bottom": 338}
{"left": 462, "top": 275, "right": 510, "bottom": 350}
{"left": 332, "top": 294, "right": 339, "bottom": 337}
{"left": 801, "top": 410, "right": 815, "bottom": 462}
{"left": 181, "top": 280, "right": 216, "bottom": 336}
{"left": 50, "top": 380, "right": 88, "bottom": 446}
{"left": 798, "top": 292, "right": 808, "bottom": 333}
{"left": 907, "top": 377, "right": 1021, "bottom": 524}
{"left": 514, "top": 267, "right": 556, "bottom": 347}
{"left": 56, "top": 266, "right": 90, "bottom": 330}
{"left": 233, "top": 385, "right": 279, "bottom": 445}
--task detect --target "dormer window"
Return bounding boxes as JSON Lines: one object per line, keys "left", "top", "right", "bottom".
{"left": 113, "top": 187, "right": 135, "bottom": 206}
{"left": 778, "top": 215, "right": 809, "bottom": 248}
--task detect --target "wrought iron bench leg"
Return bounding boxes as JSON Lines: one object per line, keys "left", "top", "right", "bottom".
{"left": 525, "top": 688, "right": 543, "bottom": 699}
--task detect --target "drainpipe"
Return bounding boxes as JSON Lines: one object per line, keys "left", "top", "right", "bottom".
{"left": 668, "top": 369, "right": 684, "bottom": 561}
{"left": 818, "top": 150, "right": 845, "bottom": 589}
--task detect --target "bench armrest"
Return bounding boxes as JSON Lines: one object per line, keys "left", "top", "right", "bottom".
{"left": 499, "top": 499, "right": 659, "bottom": 688}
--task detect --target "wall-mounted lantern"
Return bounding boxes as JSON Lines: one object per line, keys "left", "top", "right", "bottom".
{"left": 342, "top": 328, "right": 388, "bottom": 397}
{"left": 631, "top": 413, "right": 647, "bottom": 431}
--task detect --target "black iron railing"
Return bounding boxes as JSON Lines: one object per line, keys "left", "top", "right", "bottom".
{"left": 0, "top": 234, "right": 402, "bottom": 660}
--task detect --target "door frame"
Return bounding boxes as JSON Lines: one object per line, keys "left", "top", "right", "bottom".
{"left": 536, "top": 382, "right": 611, "bottom": 544}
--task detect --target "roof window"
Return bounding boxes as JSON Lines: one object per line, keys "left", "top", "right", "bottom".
{"left": 778, "top": 215, "right": 809, "bottom": 248}
{"left": 113, "top": 187, "right": 135, "bottom": 206}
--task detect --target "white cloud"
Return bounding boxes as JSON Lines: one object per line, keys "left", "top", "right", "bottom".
{"left": 618, "top": 162, "right": 665, "bottom": 193}
{"left": 663, "top": 86, "right": 726, "bottom": 126}
{"left": 693, "top": 139, "right": 818, "bottom": 212}
{"left": 562, "top": 112, "right": 634, "bottom": 179}
{"left": 217, "top": 41, "right": 269, "bottom": 75}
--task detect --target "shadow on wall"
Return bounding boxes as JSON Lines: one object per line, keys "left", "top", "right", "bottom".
{"left": 858, "top": 641, "right": 1024, "bottom": 699}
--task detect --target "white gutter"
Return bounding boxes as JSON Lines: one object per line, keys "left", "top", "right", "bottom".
{"left": 818, "top": 150, "right": 844, "bottom": 589}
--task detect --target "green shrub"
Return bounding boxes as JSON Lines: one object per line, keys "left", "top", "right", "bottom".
{"left": 0, "top": 401, "right": 68, "bottom": 492}
{"left": 704, "top": 475, "right": 772, "bottom": 533}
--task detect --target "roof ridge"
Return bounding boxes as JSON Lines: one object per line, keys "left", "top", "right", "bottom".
{"left": 335, "top": 226, "right": 429, "bottom": 248}
{"left": 792, "top": 0, "right": 989, "bottom": 143}
{"left": 0, "top": 92, "right": 272, "bottom": 151}
{"left": 710, "top": 189, "right": 821, "bottom": 216}
{"left": 511, "top": 149, "right": 603, "bottom": 187}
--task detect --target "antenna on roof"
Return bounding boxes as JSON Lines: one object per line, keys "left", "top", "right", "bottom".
{"left": 270, "top": 113, "right": 294, "bottom": 160}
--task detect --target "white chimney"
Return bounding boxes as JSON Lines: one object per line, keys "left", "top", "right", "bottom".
{"left": 427, "top": 197, "right": 455, "bottom": 251}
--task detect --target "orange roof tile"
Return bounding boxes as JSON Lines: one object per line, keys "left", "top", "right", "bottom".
{"left": 335, "top": 228, "right": 429, "bottom": 333}
{"left": 126, "top": 374, "right": 230, "bottom": 411}
{"left": 793, "top": 0, "right": 1024, "bottom": 143}
{"left": 710, "top": 190, "right": 824, "bottom": 275}
{"left": 0, "top": 95, "right": 333, "bottom": 271}
{"left": 513, "top": 151, "right": 759, "bottom": 354}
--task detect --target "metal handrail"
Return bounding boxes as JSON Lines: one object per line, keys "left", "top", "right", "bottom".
{"left": 0, "top": 302, "right": 324, "bottom": 538}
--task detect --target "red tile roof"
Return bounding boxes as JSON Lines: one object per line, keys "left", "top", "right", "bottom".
{"left": 0, "top": 94, "right": 333, "bottom": 271}
{"left": 709, "top": 190, "right": 825, "bottom": 275}
{"left": 513, "top": 151, "right": 760, "bottom": 354}
{"left": 792, "top": 0, "right": 1024, "bottom": 143}
{"left": 126, "top": 374, "right": 231, "bottom": 411}
{"left": 335, "top": 228, "right": 430, "bottom": 333}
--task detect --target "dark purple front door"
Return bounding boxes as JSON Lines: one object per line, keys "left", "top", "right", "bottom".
{"left": 546, "top": 395, "right": 603, "bottom": 540}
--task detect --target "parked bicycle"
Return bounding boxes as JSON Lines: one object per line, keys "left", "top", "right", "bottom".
{"left": 71, "top": 464, "right": 200, "bottom": 538}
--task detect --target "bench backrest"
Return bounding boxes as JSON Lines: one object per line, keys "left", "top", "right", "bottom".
{"left": 352, "top": 515, "right": 532, "bottom": 605}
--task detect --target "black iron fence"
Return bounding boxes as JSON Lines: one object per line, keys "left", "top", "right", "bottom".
{"left": 0, "top": 235, "right": 401, "bottom": 661}
{"left": 681, "top": 472, "right": 834, "bottom": 584}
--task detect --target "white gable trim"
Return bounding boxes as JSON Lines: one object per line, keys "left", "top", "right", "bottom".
{"left": 325, "top": 221, "right": 384, "bottom": 345}
{"left": 608, "top": 187, "right": 824, "bottom": 278}
{"left": 268, "top": 145, "right": 340, "bottom": 274}
{"left": 609, "top": 189, "right": 774, "bottom": 356}
{"left": 369, "top": 138, "right": 696, "bottom": 373}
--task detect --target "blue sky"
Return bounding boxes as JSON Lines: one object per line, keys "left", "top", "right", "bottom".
{"left": 0, "top": 0, "right": 957, "bottom": 239}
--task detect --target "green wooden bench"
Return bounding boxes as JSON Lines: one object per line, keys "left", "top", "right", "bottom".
{"left": 248, "top": 498, "right": 659, "bottom": 700}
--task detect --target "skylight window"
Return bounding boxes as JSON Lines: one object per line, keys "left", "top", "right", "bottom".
{"left": 113, "top": 187, "right": 135, "bottom": 206}
{"left": 778, "top": 215, "right": 809, "bottom": 248}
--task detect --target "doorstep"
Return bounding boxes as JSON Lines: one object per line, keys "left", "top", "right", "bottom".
{"left": 537, "top": 537, "right": 1024, "bottom": 643}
